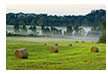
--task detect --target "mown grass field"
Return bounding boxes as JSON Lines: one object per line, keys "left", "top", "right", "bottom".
{"left": 6, "top": 37, "right": 106, "bottom": 70}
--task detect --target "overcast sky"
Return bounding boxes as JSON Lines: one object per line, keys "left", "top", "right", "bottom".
{"left": 6, "top": 4, "right": 106, "bottom": 16}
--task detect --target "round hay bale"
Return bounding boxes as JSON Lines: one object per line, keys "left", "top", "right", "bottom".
{"left": 96, "top": 41, "right": 99, "bottom": 44}
{"left": 50, "top": 46, "right": 58, "bottom": 53}
{"left": 69, "top": 44, "right": 72, "bottom": 46}
{"left": 75, "top": 41, "right": 79, "bottom": 43}
{"left": 91, "top": 47, "right": 99, "bottom": 52}
{"left": 81, "top": 41, "right": 85, "bottom": 43}
{"left": 15, "top": 48, "right": 28, "bottom": 59}
{"left": 54, "top": 43, "right": 58, "bottom": 46}
{"left": 44, "top": 43, "right": 47, "bottom": 45}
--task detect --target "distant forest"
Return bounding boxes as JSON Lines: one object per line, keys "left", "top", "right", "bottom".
{"left": 6, "top": 9, "right": 106, "bottom": 27}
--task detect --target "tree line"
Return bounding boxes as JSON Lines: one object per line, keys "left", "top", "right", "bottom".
{"left": 6, "top": 9, "right": 106, "bottom": 38}
{"left": 6, "top": 9, "right": 106, "bottom": 27}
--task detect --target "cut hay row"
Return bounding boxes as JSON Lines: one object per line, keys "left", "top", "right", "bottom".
{"left": 14, "top": 41, "right": 100, "bottom": 59}
{"left": 43, "top": 41, "right": 99, "bottom": 46}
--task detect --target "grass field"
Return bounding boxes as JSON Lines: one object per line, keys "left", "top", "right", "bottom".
{"left": 6, "top": 37, "right": 106, "bottom": 70}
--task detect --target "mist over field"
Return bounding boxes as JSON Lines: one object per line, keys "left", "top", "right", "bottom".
{"left": 7, "top": 25, "right": 101, "bottom": 41}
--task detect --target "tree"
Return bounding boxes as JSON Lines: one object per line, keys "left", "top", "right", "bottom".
{"left": 22, "top": 24, "right": 27, "bottom": 33}
{"left": 99, "top": 32, "right": 106, "bottom": 43}
{"left": 14, "top": 22, "right": 20, "bottom": 33}
{"left": 29, "top": 26, "right": 36, "bottom": 33}
{"left": 20, "top": 21, "right": 27, "bottom": 33}
{"left": 37, "top": 17, "right": 45, "bottom": 26}
{"left": 45, "top": 27, "right": 50, "bottom": 32}
{"left": 66, "top": 24, "right": 72, "bottom": 33}
{"left": 29, "top": 20, "right": 37, "bottom": 33}
{"left": 32, "top": 26, "right": 36, "bottom": 32}
{"left": 99, "top": 20, "right": 106, "bottom": 31}
{"left": 99, "top": 20, "right": 106, "bottom": 43}
{"left": 31, "top": 20, "right": 36, "bottom": 25}
{"left": 7, "top": 9, "right": 106, "bottom": 27}
{"left": 74, "top": 24, "right": 79, "bottom": 32}
{"left": 41, "top": 25, "right": 45, "bottom": 31}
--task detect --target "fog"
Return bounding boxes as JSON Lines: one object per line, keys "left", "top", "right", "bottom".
{"left": 7, "top": 25, "right": 102, "bottom": 41}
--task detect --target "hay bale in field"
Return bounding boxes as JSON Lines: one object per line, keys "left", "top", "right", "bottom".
{"left": 44, "top": 43, "right": 47, "bottom": 45}
{"left": 50, "top": 46, "right": 58, "bottom": 53}
{"left": 96, "top": 41, "right": 99, "bottom": 44}
{"left": 54, "top": 43, "right": 58, "bottom": 46}
{"left": 69, "top": 44, "right": 72, "bottom": 46}
{"left": 81, "top": 41, "right": 85, "bottom": 43}
{"left": 15, "top": 48, "right": 28, "bottom": 59}
{"left": 91, "top": 47, "right": 99, "bottom": 52}
{"left": 75, "top": 41, "right": 79, "bottom": 43}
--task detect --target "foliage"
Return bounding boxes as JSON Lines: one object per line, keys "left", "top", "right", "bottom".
{"left": 99, "top": 20, "right": 106, "bottom": 31}
{"left": 99, "top": 32, "right": 106, "bottom": 43}
{"left": 74, "top": 24, "right": 79, "bottom": 32}
{"left": 98, "top": 20, "right": 106, "bottom": 43}
{"left": 41, "top": 25, "right": 45, "bottom": 31}
{"left": 66, "top": 24, "right": 73, "bottom": 33}
{"left": 14, "top": 22, "right": 20, "bottom": 33}
{"left": 7, "top": 9, "right": 106, "bottom": 27}
{"left": 44, "top": 27, "right": 50, "bottom": 33}
{"left": 31, "top": 20, "right": 36, "bottom": 25}
{"left": 29, "top": 26, "right": 37, "bottom": 32}
{"left": 20, "top": 21, "right": 27, "bottom": 32}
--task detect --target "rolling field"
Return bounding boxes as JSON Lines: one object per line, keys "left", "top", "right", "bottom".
{"left": 6, "top": 37, "right": 106, "bottom": 70}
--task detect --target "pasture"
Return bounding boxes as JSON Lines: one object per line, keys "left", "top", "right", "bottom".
{"left": 6, "top": 37, "right": 106, "bottom": 70}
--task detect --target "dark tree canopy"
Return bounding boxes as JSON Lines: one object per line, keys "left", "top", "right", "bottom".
{"left": 6, "top": 9, "right": 106, "bottom": 27}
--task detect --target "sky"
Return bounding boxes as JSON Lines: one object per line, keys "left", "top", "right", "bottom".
{"left": 6, "top": 4, "right": 106, "bottom": 16}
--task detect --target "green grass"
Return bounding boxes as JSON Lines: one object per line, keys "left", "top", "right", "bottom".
{"left": 6, "top": 37, "right": 106, "bottom": 70}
